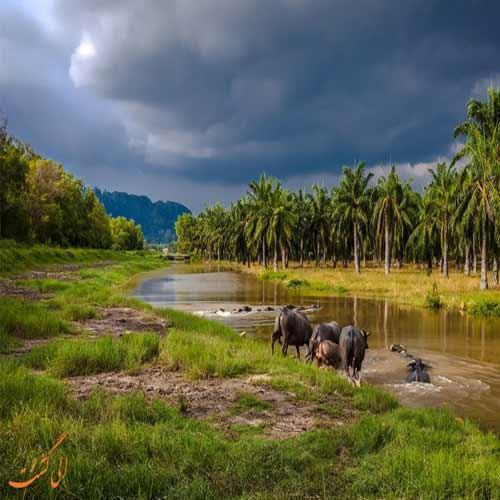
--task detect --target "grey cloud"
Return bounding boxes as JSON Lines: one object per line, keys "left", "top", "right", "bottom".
{"left": 1, "top": 0, "right": 499, "bottom": 211}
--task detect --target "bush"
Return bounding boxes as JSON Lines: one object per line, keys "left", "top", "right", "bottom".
{"left": 425, "top": 283, "right": 442, "bottom": 309}
{"left": 287, "top": 278, "right": 310, "bottom": 289}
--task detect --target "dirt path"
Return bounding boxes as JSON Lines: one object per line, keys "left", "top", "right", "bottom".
{"left": 77, "top": 307, "right": 169, "bottom": 336}
{"left": 0, "top": 279, "right": 51, "bottom": 300}
{"left": 68, "top": 366, "right": 350, "bottom": 438}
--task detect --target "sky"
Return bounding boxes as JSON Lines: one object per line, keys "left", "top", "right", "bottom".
{"left": 1, "top": 0, "right": 499, "bottom": 212}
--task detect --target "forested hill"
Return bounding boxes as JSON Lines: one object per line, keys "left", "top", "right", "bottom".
{"left": 94, "top": 189, "right": 190, "bottom": 243}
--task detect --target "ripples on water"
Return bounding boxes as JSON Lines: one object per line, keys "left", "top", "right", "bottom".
{"left": 134, "top": 265, "right": 500, "bottom": 432}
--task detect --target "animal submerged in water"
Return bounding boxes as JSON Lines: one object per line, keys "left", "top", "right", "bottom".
{"left": 406, "top": 358, "right": 431, "bottom": 383}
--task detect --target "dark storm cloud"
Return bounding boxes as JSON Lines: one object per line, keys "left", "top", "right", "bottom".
{"left": 1, "top": 0, "right": 500, "bottom": 210}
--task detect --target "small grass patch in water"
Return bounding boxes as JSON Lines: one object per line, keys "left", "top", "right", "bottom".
{"left": 425, "top": 283, "right": 442, "bottom": 309}
{"left": 286, "top": 278, "right": 310, "bottom": 289}
{"left": 468, "top": 297, "right": 500, "bottom": 316}
{"left": 258, "top": 269, "right": 288, "bottom": 281}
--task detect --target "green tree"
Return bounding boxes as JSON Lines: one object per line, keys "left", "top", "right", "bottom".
{"left": 333, "top": 162, "right": 373, "bottom": 273}
{"left": 454, "top": 87, "right": 500, "bottom": 289}
{"left": 427, "top": 162, "right": 458, "bottom": 277}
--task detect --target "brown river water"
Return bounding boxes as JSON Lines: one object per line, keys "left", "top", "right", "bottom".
{"left": 133, "top": 264, "right": 500, "bottom": 433}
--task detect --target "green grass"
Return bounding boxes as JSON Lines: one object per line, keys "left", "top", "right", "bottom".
{"left": 24, "top": 333, "right": 160, "bottom": 376}
{"left": 1, "top": 249, "right": 500, "bottom": 498}
{"left": 0, "top": 362, "right": 499, "bottom": 499}
{"left": 0, "top": 242, "right": 127, "bottom": 274}
{"left": 0, "top": 297, "right": 71, "bottom": 339}
{"left": 230, "top": 392, "right": 272, "bottom": 415}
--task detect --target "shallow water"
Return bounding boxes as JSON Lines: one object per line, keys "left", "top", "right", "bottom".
{"left": 134, "top": 264, "right": 500, "bottom": 432}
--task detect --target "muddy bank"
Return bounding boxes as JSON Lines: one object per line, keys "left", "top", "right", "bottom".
{"left": 77, "top": 307, "right": 169, "bottom": 336}
{"left": 68, "top": 366, "right": 350, "bottom": 438}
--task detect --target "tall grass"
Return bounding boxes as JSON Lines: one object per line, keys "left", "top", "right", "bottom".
{"left": 0, "top": 297, "right": 71, "bottom": 338}
{"left": 24, "top": 333, "right": 160, "bottom": 377}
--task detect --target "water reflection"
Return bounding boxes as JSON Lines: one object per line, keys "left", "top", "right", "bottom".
{"left": 134, "top": 264, "right": 500, "bottom": 432}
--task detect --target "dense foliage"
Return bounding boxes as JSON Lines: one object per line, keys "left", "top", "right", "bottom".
{"left": 177, "top": 88, "right": 500, "bottom": 290}
{"left": 0, "top": 120, "right": 144, "bottom": 250}
{"left": 95, "top": 188, "right": 190, "bottom": 243}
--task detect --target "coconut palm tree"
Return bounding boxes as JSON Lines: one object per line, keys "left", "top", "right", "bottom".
{"left": 454, "top": 87, "right": 500, "bottom": 289}
{"left": 247, "top": 174, "right": 276, "bottom": 268}
{"left": 407, "top": 192, "right": 439, "bottom": 271}
{"left": 332, "top": 162, "right": 373, "bottom": 273}
{"left": 267, "top": 186, "right": 295, "bottom": 271}
{"left": 292, "top": 189, "right": 311, "bottom": 267}
{"left": 372, "top": 166, "right": 403, "bottom": 274}
{"left": 308, "top": 184, "right": 330, "bottom": 267}
{"left": 427, "top": 162, "right": 458, "bottom": 277}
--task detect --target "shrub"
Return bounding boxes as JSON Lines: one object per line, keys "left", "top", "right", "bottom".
{"left": 425, "top": 283, "right": 442, "bottom": 309}
{"left": 287, "top": 278, "right": 310, "bottom": 289}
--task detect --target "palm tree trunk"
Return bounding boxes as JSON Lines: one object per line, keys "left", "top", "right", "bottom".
{"left": 262, "top": 238, "right": 267, "bottom": 269}
{"left": 316, "top": 234, "right": 320, "bottom": 267}
{"left": 384, "top": 210, "right": 390, "bottom": 275}
{"left": 480, "top": 217, "right": 488, "bottom": 290}
{"left": 273, "top": 238, "right": 278, "bottom": 272}
{"left": 473, "top": 232, "right": 477, "bottom": 274}
{"left": 281, "top": 246, "right": 286, "bottom": 270}
{"left": 299, "top": 236, "right": 304, "bottom": 267}
{"left": 493, "top": 254, "right": 498, "bottom": 287}
{"left": 442, "top": 222, "right": 448, "bottom": 278}
{"left": 353, "top": 223, "right": 360, "bottom": 273}
{"left": 464, "top": 242, "right": 470, "bottom": 276}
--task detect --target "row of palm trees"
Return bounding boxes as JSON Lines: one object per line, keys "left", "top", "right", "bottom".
{"left": 175, "top": 88, "right": 500, "bottom": 290}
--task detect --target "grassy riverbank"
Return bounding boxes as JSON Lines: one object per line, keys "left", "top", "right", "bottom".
{"left": 1, "top": 247, "right": 499, "bottom": 499}
{"left": 230, "top": 261, "right": 500, "bottom": 316}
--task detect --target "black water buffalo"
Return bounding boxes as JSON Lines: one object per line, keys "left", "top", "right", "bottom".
{"left": 271, "top": 308, "right": 312, "bottom": 358}
{"left": 338, "top": 325, "right": 370, "bottom": 385}
{"left": 406, "top": 358, "right": 431, "bottom": 383}
{"left": 307, "top": 321, "right": 342, "bottom": 362}
{"left": 315, "top": 340, "right": 342, "bottom": 368}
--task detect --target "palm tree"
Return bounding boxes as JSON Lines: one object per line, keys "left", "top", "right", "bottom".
{"left": 267, "top": 186, "right": 295, "bottom": 271}
{"left": 407, "top": 192, "right": 439, "bottom": 271}
{"left": 427, "top": 162, "right": 458, "bottom": 277}
{"left": 333, "top": 162, "right": 373, "bottom": 273}
{"left": 372, "top": 166, "right": 403, "bottom": 274}
{"left": 309, "top": 185, "right": 330, "bottom": 267}
{"left": 454, "top": 87, "right": 500, "bottom": 289}
{"left": 247, "top": 174, "right": 276, "bottom": 268}
{"left": 292, "top": 189, "right": 311, "bottom": 267}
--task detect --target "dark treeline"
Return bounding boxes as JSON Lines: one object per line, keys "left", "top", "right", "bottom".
{"left": 0, "top": 118, "right": 144, "bottom": 250}
{"left": 176, "top": 88, "right": 500, "bottom": 290}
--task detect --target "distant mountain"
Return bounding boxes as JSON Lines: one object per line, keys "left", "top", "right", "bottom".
{"left": 94, "top": 188, "right": 190, "bottom": 243}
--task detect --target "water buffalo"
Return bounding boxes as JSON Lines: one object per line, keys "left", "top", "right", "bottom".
{"left": 315, "top": 340, "right": 342, "bottom": 368}
{"left": 271, "top": 308, "right": 312, "bottom": 359}
{"left": 307, "top": 321, "right": 342, "bottom": 362}
{"left": 338, "top": 325, "right": 370, "bottom": 385}
{"left": 406, "top": 358, "right": 431, "bottom": 383}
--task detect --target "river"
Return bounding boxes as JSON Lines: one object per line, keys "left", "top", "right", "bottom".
{"left": 133, "top": 264, "right": 500, "bottom": 432}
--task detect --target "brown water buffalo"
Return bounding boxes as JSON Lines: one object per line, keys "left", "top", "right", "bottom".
{"left": 271, "top": 308, "right": 312, "bottom": 358}
{"left": 307, "top": 321, "right": 342, "bottom": 362}
{"left": 338, "top": 325, "right": 370, "bottom": 385}
{"left": 406, "top": 358, "right": 431, "bottom": 383}
{"left": 315, "top": 340, "right": 342, "bottom": 368}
